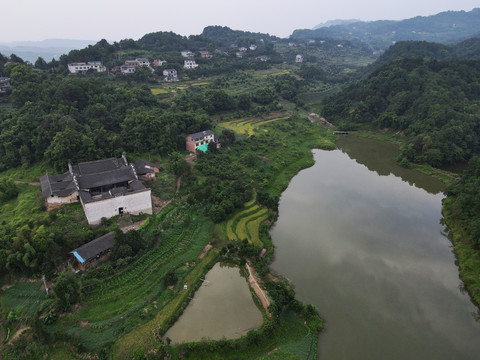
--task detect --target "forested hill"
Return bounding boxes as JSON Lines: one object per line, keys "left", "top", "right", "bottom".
{"left": 291, "top": 8, "right": 480, "bottom": 50}
{"left": 322, "top": 57, "right": 480, "bottom": 166}
{"left": 365, "top": 38, "right": 480, "bottom": 74}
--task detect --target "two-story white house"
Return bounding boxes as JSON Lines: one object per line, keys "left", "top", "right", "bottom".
{"left": 184, "top": 59, "right": 198, "bottom": 69}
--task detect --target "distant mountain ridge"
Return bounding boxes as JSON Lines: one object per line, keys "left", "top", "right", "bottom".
{"left": 292, "top": 8, "right": 480, "bottom": 50}
{"left": 0, "top": 39, "right": 96, "bottom": 63}
{"left": 313, "top": 19, "right": 360, "bottom": 29}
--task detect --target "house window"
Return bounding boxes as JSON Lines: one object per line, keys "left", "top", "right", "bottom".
{"left": 119, "top": 207, "right": 124, "bottom": 215}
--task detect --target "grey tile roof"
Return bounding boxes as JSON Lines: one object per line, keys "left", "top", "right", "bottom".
{"left": 188, "top": 130, "right": 215, "bottom": 141}
{"left": 71, "top": 231, "right": 116, "bottom": 262}
{"left": 73, "top": 158, "right": 126, "bottom": 175}
{"left": 77, "top": 167, "right": 136, "bottom": 190}
{"left": 78, "top": 180, "right": 149, "bottom": 203}
{"left": 40, "top": 173, "right": 77, "bottom": 198}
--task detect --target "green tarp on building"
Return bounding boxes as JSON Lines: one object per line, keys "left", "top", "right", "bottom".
{"left": 196, "top": 143, "right": 209, "bottom": 152}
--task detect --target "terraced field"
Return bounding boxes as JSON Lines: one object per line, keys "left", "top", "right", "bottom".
{"left": 220, "top": 116, "right": 289, "bottom": 136}
{"left": 63, "top": 206, "right": 214, "bottom": 349}
{"left": 225, "top": 196, "right": 268, "bottom": 247}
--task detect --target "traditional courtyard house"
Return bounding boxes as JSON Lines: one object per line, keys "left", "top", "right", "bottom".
{"left": 40, "top": 155, "right": 152, "bottom": 225}
{"left": 120, "top": 65, "right": 135, "bottom": 74}
{"left": 186, "top": 130, "right": 219, "bottom": 153}
{"left": 67, "top": 61, "right": 106, "bottom": 74}
{"left": 256, "top": 55, "right": 269, "bottom": 62}
{"left": 136, "top": 58, "right": 150, "bottom": 67}
{"left": 184, "top": 59, "right": 198, "bottom": 69}
{"left": 199, "top": 51, "right": 212, "bottom": 59}
{"left": 249, "top": 44, "right": 257, "bottom": 50}
{"left": 163, "top": 68, "right": 178, "bottom": 82}
{"left": 0, "top": 77, "right": 11, "bottom": 94}
{"left": 295, "top": 54, "right": 304, "bottom": 63}
{"left": 71, "top": 231, "right": 116, "bottom": 267}
{"left": 154, "top": 59, "right": 167, "bottom": 66}
{"left": 134, "top": 159, "right": 162, "bottom": 182}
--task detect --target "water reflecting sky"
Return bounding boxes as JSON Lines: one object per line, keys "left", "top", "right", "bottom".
{"left": 271, "top": 143, "right": 480, "bottom": 360}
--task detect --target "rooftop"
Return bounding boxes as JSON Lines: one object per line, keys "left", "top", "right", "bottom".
{"left": 71, "top": 231, "right": 116, "bottom": 263}
{"left": 188, "top": 130, "right": 215, "bottom": 140}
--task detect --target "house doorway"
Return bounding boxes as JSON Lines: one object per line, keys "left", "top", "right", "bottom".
{"left": 118, "top": 207, "right": 124, "bottom": 215}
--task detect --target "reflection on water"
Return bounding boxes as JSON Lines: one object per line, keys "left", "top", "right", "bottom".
{"left": 164, "top": 263, "right": 262, "bottom": 343}
{"left": 336, "top": 135, "right": 445, "bottom": 194}
{"left": 270, "top": 138, "right": 480, "bottom": 360}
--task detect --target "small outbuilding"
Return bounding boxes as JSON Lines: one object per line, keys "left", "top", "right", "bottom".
{"left": 71, "top": 231, "right": 116, "bottom": 265}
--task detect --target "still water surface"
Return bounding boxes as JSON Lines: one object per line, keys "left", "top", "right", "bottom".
{"left": 270, "top": 136, "right": 480, "bottom": 360}
{"left": 164, "top": 263, "right": 262, "bottom": 343}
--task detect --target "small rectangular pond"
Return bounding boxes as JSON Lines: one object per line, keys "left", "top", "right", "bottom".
{"left": 163, "top": 262, "right": 263, "bottom": 343}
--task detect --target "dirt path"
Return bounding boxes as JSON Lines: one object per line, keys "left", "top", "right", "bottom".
{"left": 7, "top": 326, "right": 29, "bottom": 345}
{"left": 198, "top": 243, "right": 212, "bottom": 259}
{"left": 246, "top": 263, "right": 271, "bottom": 317}
{"left": 152, "top": 195, "right": 172, "bottom": 214}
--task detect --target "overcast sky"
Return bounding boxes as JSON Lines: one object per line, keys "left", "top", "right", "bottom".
{"left": 2, "top": 0, "right": 479, "bottom": 42}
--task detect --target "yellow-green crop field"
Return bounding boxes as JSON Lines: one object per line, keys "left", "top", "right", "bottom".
{"left": 225, "top": 197, "right": 268, "bottom": 247}
{"left": 220, "top": 116, "right": 289, "bottom": 136}
{"left": 150, "top": 88, "right": 169, "bottom": 95}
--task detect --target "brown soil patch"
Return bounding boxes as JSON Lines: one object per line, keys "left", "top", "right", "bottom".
{"left": 152, "top": 195, "right": 172, "bottom": 214}
{"left": 1, "top": 284, "right": 12, "bottom": 291}
{"left": 185, "top": 153, "right": 197, "bottom": 165}
{"left": 198, "top": 243, "right": 213, "bottom": 259}
{"left": 120, "top": 219, "right": 148, "bottom": 233}
{"left": 79, "top": 321, "right": 88, "bottom": 327}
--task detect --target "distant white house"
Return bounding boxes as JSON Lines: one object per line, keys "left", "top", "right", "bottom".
{"left": 295, "top": 54, "right": 303, "bottom": 63}
{"left": 255, "top": 55, "right": 269, "bottom": 62}
{"left": 184, "top": 59, "right": 198, "bottom": 69}
{"left": 239, "top": 47, "right": 248, "bottom": 52}
{"left": 68, "top": 61, "right": 106, "bottom": 74}
{"left": 136, "top": 58, "right": 150, "bottom": 67}
{"left": 236, "top": 51, "right": 245, "bottom": 58}
{"left": 120, "top": 65, "right": 135, "bottom": 74}
{"left": 163, "top": 69, "right": 178, "bottom": 82}
{"left": 199, "top": 51, "right": 212, "bottom": 59}
{"left": 0, "top": 77, "right": 11, "bottom": 94}
{"left": 181, "top": 50, "right": 194, "bottom": 58}
{"left": 249, "top": 44, "right": 257, "bottom": 50}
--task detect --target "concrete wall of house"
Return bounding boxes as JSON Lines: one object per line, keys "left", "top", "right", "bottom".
{"left": 82, "top": 190, "right": 152, "bottom": 225}
{"left": 46, "top": 192, "right": 79, "bottom": 205}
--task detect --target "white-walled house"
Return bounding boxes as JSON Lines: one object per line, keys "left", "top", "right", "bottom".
{"left": 184, "top": 59, "right": 198, "bottom": 69}
{"left": 68, "top": 61, "right": 106, "bottom": 74}
{"left": 120, "top": 65, "right": 135, "bottom": 74}
{"left": 295, "top": 54, "right": 304, "bottom": 63}
{"left": 40, "top": 155, "right": 152, "bottom": 225}
{"left": 163, "top": 69, "right": 178, "bottom": 81}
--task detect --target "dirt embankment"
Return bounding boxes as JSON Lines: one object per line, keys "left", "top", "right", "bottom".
{"left": 246, "top": 263, "right": 271, "bottom": 317}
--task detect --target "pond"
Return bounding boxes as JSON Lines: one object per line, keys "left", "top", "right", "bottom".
{"left": 164, "top": 262, "right": 263, "bottom": 343}
{"left": 270, "top": 135, "right": 480, "bottom": 360}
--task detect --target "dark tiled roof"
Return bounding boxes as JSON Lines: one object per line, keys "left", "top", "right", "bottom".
{"left": 77, "top": 167, "right": 136, "bottom": 190}
{"left": 71, "top": 231, "right": 116, "bottom": 263}
{"left": 188, "top": 130, "right": 215, "bottom": 140}
{"left": 73, "top": 157, "right": 126, "bottom": 175}
{"left": 40, "top": 173, "right": 77, "bottom": 197}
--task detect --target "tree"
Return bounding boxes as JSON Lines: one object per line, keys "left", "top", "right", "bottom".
{"left": 52, "top": 269, "right": 82, "bottom": 311}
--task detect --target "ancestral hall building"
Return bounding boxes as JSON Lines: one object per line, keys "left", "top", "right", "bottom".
{"left": 40, "top": 154, "right": 153, "bottom": 225}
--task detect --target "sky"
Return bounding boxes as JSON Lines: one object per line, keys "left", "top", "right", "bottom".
{"left": 2, "top": 0, "right": 479, "bottom": 42}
